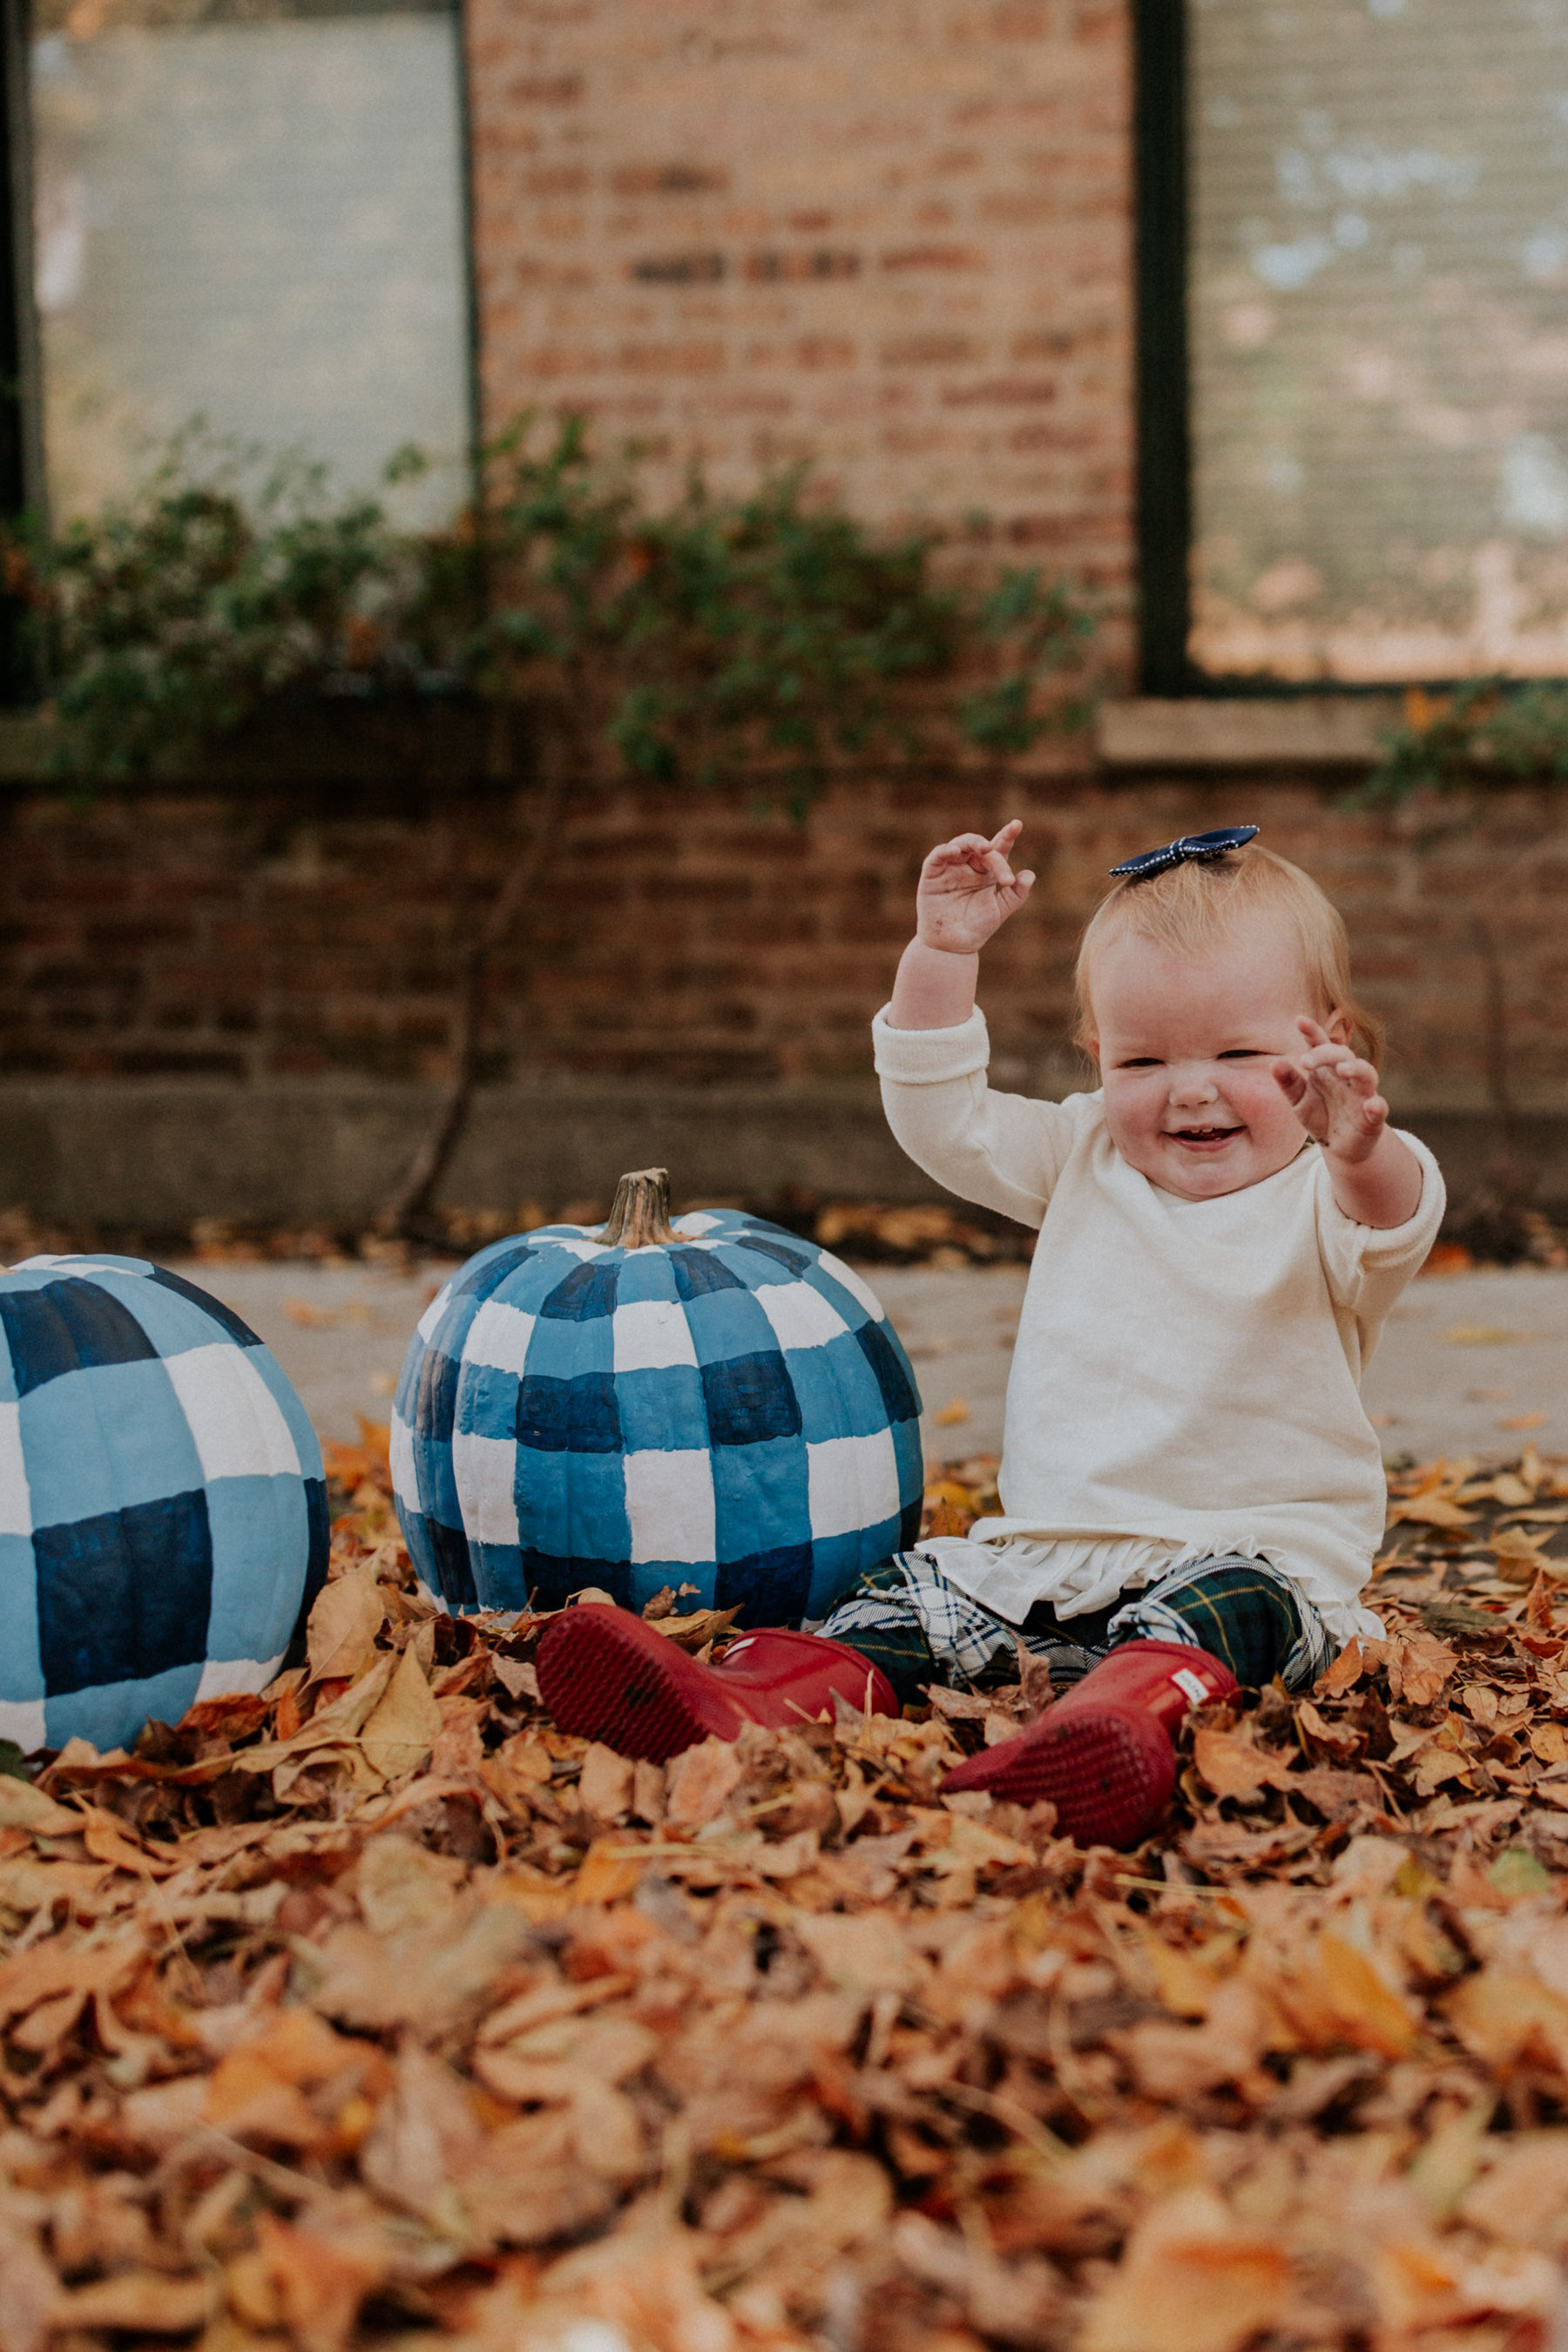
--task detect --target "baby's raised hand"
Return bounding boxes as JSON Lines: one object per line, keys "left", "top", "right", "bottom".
{"left": 916, "top": 820, "right": 1036, "bottom": 956}
{"left": 1273, "top": 1017, "right": 1389, "bottom": 1165}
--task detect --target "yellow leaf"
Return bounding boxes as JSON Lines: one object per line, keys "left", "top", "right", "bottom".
{"left": 575, "top": 1840, "right": 646, "bottom": 1906}
{"left": 1082, "top": 2189, "right": 1290, "bottom": 2352}
{"left": 1315, "top": 1930, "right": 1418, "bottom": 2057}
{"left": 360, "top": 1644, "right": 442, "bottom": 1782}
{"left": 1390, "top": 1493, "right": 1475, "bottom": 1530}
{"left": 933, "top": 1396, "right": 970, "bottom": 1427}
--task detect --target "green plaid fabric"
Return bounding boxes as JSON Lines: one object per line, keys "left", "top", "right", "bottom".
{"left": 821, "top": 1549, "right": 1331, "bottom": 1709}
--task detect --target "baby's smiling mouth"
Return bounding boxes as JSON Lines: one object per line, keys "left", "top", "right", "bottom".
{"left": 1171, "top": 1124, "right": 1242, "bottom": 1146}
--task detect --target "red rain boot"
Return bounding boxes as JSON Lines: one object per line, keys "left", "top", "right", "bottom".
{"left": 536, "top": 1604, "right": 899, "bottom": 1762}
{"left": 941, "top": 1639, "right": 1236, "bottom": 1848}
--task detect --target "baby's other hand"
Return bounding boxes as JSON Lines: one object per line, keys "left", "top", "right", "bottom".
{"left": 916, "top": 820, "right": 1036, "bottom": 955}
{"left": 1273, "top": 1017, "right": 1389, "bottom": 1164}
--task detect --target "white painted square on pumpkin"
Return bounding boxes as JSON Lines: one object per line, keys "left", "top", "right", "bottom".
{"left": 162, "top": 1344, "right": 301, "bottom": 1481}
{"left": 0, "top": 1697, "right": 45, "bottom": 1751}
{"left": 416, "top": 1281, "right": 453, "bottom": 1342}
{"left": 806, "top": 1427, "right": 899, "bottom": 1540}
{"left": 624, "top": 1449, "right": 715, "bottom": 1565}
{"left": 0, "top": 1403, "right": 30, "bottom": 1537}
{"left": 812, "top": 1253, "right": 887, "bottom": 1323}
{"left": 196, "top": 1654, "right": 280, "bottom": 1700}
{"left": 388, "top": 1410, "right": 421, "bottom": 1514}
{"left": 453, "top": 1431, "right": 521, "bottom": 1544}
{"left": 754, "top": 1280, "right": 847, "bottom": 1352}
{"left": 463, "top": 1298, "right": 537, "bottom": 1376}
{"left": 612, "top": 1298, "right": 698, "bottom": 1373}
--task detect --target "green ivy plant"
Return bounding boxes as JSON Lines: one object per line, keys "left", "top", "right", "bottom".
{"left": 11, "top": 415, "right": 1093, "bottom": 795}
{"left": 10, "top": 416, "right": 1096, "bottom": 1234}
{"left": 1360, "top": 679, "right": 1568, "bottom": 806}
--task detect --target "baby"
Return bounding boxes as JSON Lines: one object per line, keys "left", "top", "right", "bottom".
{"left": 539, "top": 824, "right": 1445, "bottom": 1848}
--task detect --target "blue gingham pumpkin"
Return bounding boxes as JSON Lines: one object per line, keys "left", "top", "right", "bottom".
{"left": 0, "top": 1254, "right": 328, "bottom": 1756}
{"left": 391, "top": 1206, "right": 923, "bottom": 1625}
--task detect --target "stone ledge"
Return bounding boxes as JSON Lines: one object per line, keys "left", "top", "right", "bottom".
{"left": 0, "top": 1078, "right": 1552, "bottom": 1232}
{"left": 1097, "top": 695, "right": 1402, "bottom": 770}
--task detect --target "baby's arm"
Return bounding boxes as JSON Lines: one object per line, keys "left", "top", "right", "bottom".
{"left": 886, "top": 820, "right": 1035, "bottom": 1030}
{"left": 1274, "top": 1017, "right": 1423, "bottom": 1228}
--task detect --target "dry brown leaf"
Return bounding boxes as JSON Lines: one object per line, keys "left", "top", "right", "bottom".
{"left": 1389, "top": 1492, "right": 1475, "bottom": 1530}
{"left": 254, "top": 2212, "right": 389, "bottom": 2352}
{"left": 579, "top": 1741, "right": 635, "bottom": 1823}
{"left": 665, "top": 1736, "right": 744, "bottom": 1827}
{"left": 307, "top": 1571, "right": 388, "bottom": 1684}
{"left": 1192, "top": 1724, "right": 1297, "bottom": 1799}
{"left": 359, "top": 2041, "right": 485, "bottom": 2225}
{"left": 796, "top": 1909, "right": 922, "bottom": 1997}
{"left": 359, "top": 1643, "right": 443, "bottom": 1782}
{"left": 50, "top": 2274, "right": 214, "bottom": 2332}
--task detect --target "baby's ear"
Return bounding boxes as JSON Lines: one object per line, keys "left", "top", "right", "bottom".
{"left": 1325, "top": 1008, "right": 1354, "bottom": 1047}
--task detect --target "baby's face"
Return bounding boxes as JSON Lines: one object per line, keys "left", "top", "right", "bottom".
{"left": 1088, "top": 912, "right": 1348, "bottom": 1200}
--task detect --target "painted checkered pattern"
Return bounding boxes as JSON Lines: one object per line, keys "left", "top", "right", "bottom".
{"left": 0, "top": 1255, "right": 328, "bottom": 1756}
{"left": 392, "top": 1211, "right": 923, "bottom": 1625}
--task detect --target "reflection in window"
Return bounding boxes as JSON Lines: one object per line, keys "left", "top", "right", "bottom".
{"left": 1190, "top": 0, "right": 1568, "bottom": 680}
{"left": 31, "top": 0, "right": 470, "bottom": 524}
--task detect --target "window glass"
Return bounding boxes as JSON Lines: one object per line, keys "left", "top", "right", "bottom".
{"left": 1190, "top": 0, "right": 1568, "bottom": 680}
{"left": 31, "top": 0, "right": 470, "bottom": 523}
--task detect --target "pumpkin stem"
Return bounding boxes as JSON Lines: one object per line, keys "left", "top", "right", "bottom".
{"left": 600, "top": 1166, "right": 679, "bottom": 1249}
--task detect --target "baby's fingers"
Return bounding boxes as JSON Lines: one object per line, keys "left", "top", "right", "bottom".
{"left": 1304, "top": 1048, "right": 1378, "bottom": 1097}
{"left": 923, "top": 833, "right": 1004, "bottom": 881}
{"left": 1271, "top": 1056, "right": 1308, "bottom": 1103}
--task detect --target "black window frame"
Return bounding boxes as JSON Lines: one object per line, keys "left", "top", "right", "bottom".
{"left": 1133, "top": 0, "right": 1195, "bottom": 699}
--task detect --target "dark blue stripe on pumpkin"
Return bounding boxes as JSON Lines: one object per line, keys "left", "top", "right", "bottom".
{"left": 670, "top": 1248, "right": 745, "bottom": 1300}
{"left": 700, "top": 1349, "right": 802, "bottom": 1446}
{"left": 517, "top": 1370, "right": 622, "bottom": 1452}
{"left": 146, "top": 1265, "right": 264, "bottom": 1347}
{"left": 454, "top": 1242, "right": 536, "bottom": 1296}
{"left": 539, "top": 1260, "right": 620, "bottom": 1321}
{"left": 715, "top": 1542, "right": 814, "bottom": 1627}
{"left": 0, "top": 1281, "right": 160, "bottom": 1397}
{"left": 415, "top": 1346, "right": 463, "bottom": 1442}
{"left": 424, "top": 1517, "right": 479, "bottom": 1611}
{"left": 519, "top": 1551, "right": 634, "bottom": 1613}
{"left": 731, "top": 1233, "right": 814, "bottom": 1275}
{"left": 301, "top": 1477, "right": 330, "bottom": 1613}
{"left": 35, "top": 1489, "right": 213, "bottom": 1694}
{"left": 854, "top": 1320, "right": 921, "bottom": 1425}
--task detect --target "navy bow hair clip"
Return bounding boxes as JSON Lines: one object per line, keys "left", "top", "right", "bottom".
{"left": 1109, "top": 824, "right": 1259, "bottom": 882}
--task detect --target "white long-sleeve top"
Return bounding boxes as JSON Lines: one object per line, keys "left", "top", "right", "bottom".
{"left": 873, "top": 1006, "right": 1446, "bottom": 1649}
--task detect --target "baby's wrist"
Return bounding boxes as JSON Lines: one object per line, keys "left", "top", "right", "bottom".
{"left": 914, "top": 926, "right": 982, "bottom": 957}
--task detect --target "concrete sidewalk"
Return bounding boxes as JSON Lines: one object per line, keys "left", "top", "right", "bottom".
{"left": 166, "top": 1254, "right": 1568, "bottom": 1470}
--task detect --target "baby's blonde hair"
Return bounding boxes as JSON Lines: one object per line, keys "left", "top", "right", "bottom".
{"left": 1073, "top": 843, "right": 1384, "bottom": 1067}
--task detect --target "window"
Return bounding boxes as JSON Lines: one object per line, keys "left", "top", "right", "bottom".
{"left": 1139, "top": 0, "right": 1568, "bottom": 688}
{"left": 25, "top": 0, "right": 473, "bottom": 525}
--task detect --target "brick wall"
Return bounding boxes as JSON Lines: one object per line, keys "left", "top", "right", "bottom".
{"left": 3, "top": 770, "right": 1565, "bottom": 1115}
{"left": 462, "top": 0, "right": 1136, "bottom": 677}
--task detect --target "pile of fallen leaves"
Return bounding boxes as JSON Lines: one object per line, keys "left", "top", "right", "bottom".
{"left": 11, "top": 1443, "right": 1568, "bottom": 2352}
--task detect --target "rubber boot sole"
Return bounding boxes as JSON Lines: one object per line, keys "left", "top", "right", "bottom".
{"left": 942, "top": 1701, "right": 1176, "bottom": 1848}
{"left": 536, "top": 1605, "right": 743, "bottom": 1762}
